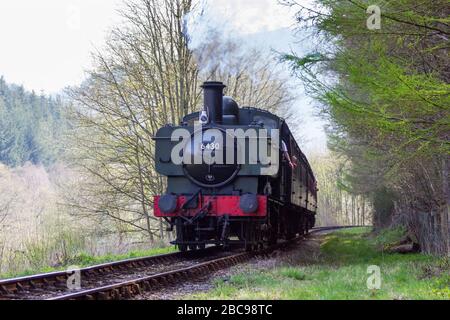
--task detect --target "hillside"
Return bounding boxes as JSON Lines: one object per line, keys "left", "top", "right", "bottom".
{"left": 0, "top": 77, "right": 66, "bottom": 167}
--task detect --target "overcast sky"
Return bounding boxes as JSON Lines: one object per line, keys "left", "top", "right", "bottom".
{"left": 0, "top": 0, "right": 326, "bottom": 152}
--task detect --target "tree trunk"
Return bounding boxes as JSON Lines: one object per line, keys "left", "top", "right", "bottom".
{"left": 441, "top": 157, "right": 450, "bottom": 255}
{"left": 362, "top": 198, "right": 366, "bottom": 226}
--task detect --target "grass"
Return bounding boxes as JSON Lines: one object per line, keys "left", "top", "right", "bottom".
{"left": 190, "top": 228, "right": 450, "bottom": 300}
{"left": 0, "top": 246, "right": 176, "bottom": 280}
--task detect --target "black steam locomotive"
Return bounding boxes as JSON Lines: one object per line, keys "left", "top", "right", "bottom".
{"left": 154, "top": 82, "right": 317, "bottom": 251}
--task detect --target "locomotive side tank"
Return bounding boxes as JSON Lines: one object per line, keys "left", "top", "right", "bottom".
{"left": 153, "top": 82, "right": 317, "bottom": 251}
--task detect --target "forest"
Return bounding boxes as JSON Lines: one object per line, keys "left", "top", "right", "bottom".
{"left": 283, "top": 0, "right": 449, "bottom": 255}
{"left": 0, "top": 77, "right": 66, "bottom": 167}
{"left": 0, "top": 0, "right": 448, "bottom": 278}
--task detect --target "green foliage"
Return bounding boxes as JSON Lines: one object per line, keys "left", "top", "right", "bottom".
{"left": 283, "top": 0, "right": 450, "bottom": 253}
{"left": 283, "top": 53, "right": 328, "bottom": 68}
{"left": 190, "top": 228, "right": 449, "bottom": 300}
{"left": 284, "top": 0, "right": 450, "bottom": 171}
{"left": 66, "top": 246, "right": 177, "bottom": 267}
{"left": 372, "top": 187, "right": 397, "bottom": 227}
{"left": 373, "top": 226, "right": 408, "bottom": 250}
{"left": 0, "top": 77, "right": 67, "bottom": 167}
{"left": 278, "top": 268, "right": 307, "bottom": 281}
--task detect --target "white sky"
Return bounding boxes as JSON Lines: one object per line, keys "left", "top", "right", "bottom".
{"left": 198, "top": 0, "right": 297, "bottom": 35}
{"left": 0, "top": 0, "right": 121, "bottom": 93}
{"left": 0, "top": 0, "right": 303, "bottom": 93}
{"left": 0, "top": 0, "right": 326, "bottom": 152}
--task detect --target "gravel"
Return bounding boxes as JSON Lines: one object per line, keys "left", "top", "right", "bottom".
{"left": 135, "top": 234, "right": 325, "bottom": 300}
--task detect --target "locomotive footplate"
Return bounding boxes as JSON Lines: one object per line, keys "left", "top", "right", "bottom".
{"left": 154, "top": 195, "right": 268, "bottom": 218}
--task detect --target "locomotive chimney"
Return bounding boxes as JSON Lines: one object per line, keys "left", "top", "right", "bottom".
{"left": 201, "top": 81, "right": 226, "bottom": 124}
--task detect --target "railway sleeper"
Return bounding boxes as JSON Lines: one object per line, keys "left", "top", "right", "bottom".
{"left": 132, "top": 283, "right": 142, "bottom": 295}
{"left": 97, "top": 292, "right": 110, "bottom": 300}
{"left": 0, "top": 284, "right": 16, "bottom": 295}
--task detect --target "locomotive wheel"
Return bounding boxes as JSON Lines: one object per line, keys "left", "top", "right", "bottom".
{"left": 264, "top": 232, "right": 276, "bottom": 247}
{"left": 176, "top": 220, "right": 191, "bottom": 252}
{"left": 306, "top": 216, "right": 313, "bottom": 231}
{"left": 244, "top": 223, "right": 257, "bottom": 252}
{"left": 257, "top": 243, "right": 263, "bottom": 251}
{"left": 266, "top": 204, "right": 279, "bottom": 246}
{"left": 286, "top": 212, "right": 298, "bottom": 240}
{"left": 262, "top": 226, "right": 277, "bottom": 247}
{"left": 300, "top": 217, "right": 307, "bottom": 236}
{"left": 245, "top": 242, "right": 259, "bottom": 252}
{"left": 285, "top": 221, "right": 296, "bottom": 240}
{"left": 244, "top": 238, "right": 255, "bottom": 252}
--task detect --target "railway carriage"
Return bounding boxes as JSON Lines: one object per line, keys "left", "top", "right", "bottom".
{"left": 154, "top": 82, "right": 317, "bottom": 251}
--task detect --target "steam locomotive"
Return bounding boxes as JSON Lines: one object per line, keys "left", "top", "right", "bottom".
{"left": 154, "top": 82, "right": 317, "bottom": 251}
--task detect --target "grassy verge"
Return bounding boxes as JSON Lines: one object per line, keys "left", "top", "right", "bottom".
{"left": 190, "top": 228, "right": 449, "bottom": 300}
{"left": 0, "top": 246, "right": 176, "bottom": 280}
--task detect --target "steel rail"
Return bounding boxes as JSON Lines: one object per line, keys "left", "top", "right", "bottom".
{"left": 0, "top": 226, "right": 366, "bottom": 300}
{"left": 48, "top": 251, "right": 255, "bottom": 300}
{"left": 0, "top": 246, "right": 219, "bottom": 299}
{"left": 49, "top": 226, "right": 365, "bottom": 300}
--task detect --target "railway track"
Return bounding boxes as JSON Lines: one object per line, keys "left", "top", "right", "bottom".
{"left": 0, "top": 246, "right": 228, "bottom": 300}
{"left": 0, "top": 226, "right": 364, "bottom": 300}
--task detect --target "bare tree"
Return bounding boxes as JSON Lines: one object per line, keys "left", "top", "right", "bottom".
{"left": 0, "top": 166, "right": 16, "bottom": 231}
{"left": 309, "top": 152, "right": 373, "bottom": 227}
{"left": 0, "top": 196, "right": 13, "bottom": 230}
{"left": 195, "top": 29, "right": 296, "bottom": 119}
{"left": 66, "top": 0, "right": 199, "bottom": 241}
{"left": 66, "top": 0, "right": 299, "bottom": 243}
